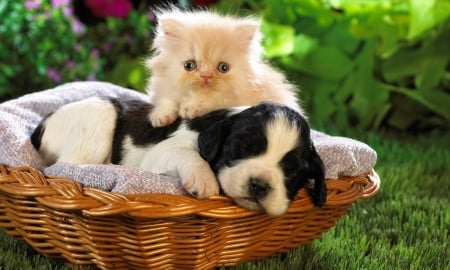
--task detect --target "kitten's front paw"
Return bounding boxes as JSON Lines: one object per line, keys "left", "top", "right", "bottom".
{"left": 179, "top": 103, "right": 209, "bottom": 119}
{"left": 150, "top": 107, "right": 178, "bottom": 127}
{"left": 181, "top": 163, "right": 219, "bottom": 199}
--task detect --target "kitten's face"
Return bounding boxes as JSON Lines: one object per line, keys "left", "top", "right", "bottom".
{"left": 176, "top": 32, "right": 245, "bottom": 92}
{"left": 151, "top": 11, "right": 261, "bottom": 95}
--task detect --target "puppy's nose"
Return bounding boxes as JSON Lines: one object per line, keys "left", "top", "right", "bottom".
{"left": 249, "top": 177, "right": 269, "bottom": 200}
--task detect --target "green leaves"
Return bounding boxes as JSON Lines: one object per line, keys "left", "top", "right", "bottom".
{"left": 0, "top": 2, "right": 154, "bottom": 100}
{"left": 289, "top": 35, "right": 353, "bottom": 80}
{"left": 0, "top": 2, "right": 100, "bottom": 97}
{"left": 349, "top": 41, "right": 389, "bottom": 129}
{"left": 381, "top": 23, "right": 450, "bottom": 124}
{"left": 104, "top": 56, "right": 147, "bottom": 92}
{"left": 256, "top": 0, "right": 450, "bottom": 131}
{"left": 408, "top": 0, "right": 436, "bottom": 39}
{"left": 261, "top": 20, "right": 295, "bottom": 58}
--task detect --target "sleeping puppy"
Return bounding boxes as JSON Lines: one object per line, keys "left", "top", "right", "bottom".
{"left": 31, "top": 97, "right": 326, "bottom": 216}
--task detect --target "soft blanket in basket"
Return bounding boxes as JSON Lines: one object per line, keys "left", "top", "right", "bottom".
{"left": 0, "top": 82, "right": 377, "bottom": 195}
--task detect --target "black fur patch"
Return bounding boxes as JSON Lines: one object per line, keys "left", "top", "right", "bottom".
{"left": 30, "top": 112, "right": 53, "bottom": 150}
{"left": 187, "top": 109, "right": 231, "bottom": 132}
{"left": 110, "top": 99, "right": 182, "bottom": 164}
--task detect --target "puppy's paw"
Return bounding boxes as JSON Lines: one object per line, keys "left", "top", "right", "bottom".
{"left": 181, "top": 164, "right": 219, "bottom": 199}
{"left": 179, "top": 103, "right": 209, "bottom": 119}
{"left": 149, "top": 106, "right": 178, "bottom": 127}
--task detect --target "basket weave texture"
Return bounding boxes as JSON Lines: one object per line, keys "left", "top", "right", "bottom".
{"left": 0, "top": 164, "right": 379, "bottom": 270}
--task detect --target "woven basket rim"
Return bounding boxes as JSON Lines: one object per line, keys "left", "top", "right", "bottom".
{"left": 0, "top": 164, "right": 379, "bottom": 219}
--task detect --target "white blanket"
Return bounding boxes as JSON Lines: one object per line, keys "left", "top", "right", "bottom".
{"left": 0, "top": 81, "right": 377, "bottom": 195}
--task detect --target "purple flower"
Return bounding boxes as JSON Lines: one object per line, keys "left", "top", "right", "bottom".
{"left": 47, "top": 68, "right": 61, "bottom": 82}
{"left": 65, "top": 61, "right": 76, "bottom": 69}
{"left": 63, "top": 6, "right": 73, "bottom": 16}
{"left": 124, "top": 34, "right": 132, "bottom": 44}
{"left": 71, "top": 19, "right": 85, "bottom": 36}
{"left": 90, "top": 49, "right": 100, "bottom": 57}
{"left": 25, "top": 0, "right": 41, "bottom": 10}
{"left": 148, "top": 11, "right": 156, "bottom": 23}
{"left": 102, "top": 43, "right": 112, "bottom": 52}
{"left": 87, "top": 75, "right": 97, "bottom": 81}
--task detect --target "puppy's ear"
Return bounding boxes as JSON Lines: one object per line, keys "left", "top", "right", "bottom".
{"left": 305, "top": 144, "right": 327, "bottom": 207}
{"left": 198, "top": 119, "right": 231, "bottom": 166}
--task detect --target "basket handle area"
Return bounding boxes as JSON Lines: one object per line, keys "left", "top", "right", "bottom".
{"left": 0, "top": 164, "right": 379, "bottom": 219}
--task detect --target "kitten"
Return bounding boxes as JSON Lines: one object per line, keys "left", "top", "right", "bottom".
{"left": 146, "top": 8, "right": 302, "bottom": 127}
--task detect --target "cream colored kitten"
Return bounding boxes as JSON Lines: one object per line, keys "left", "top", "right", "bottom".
{"left": 146, "top": 8, "right": 302, "bottom": 127}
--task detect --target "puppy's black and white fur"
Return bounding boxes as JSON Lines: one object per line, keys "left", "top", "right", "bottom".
{"left": 31, "top": 97, "right": 326, "bottom": 216}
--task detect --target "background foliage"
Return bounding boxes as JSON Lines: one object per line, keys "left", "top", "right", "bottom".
{"left": 217, "top": 0, "right": 450, "bottom": 131}
{"left": 0, "top": 0, "right": 152, "bottom": 101}
{"left": 0, "top": 0, "right": 449, "bottom": 132}
{"left": 0, "top": 1, "right": 99, "bottom": 99}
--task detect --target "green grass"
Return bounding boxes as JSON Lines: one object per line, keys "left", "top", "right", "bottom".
{"left": 1, "top": 129, "right": 449, "bottom": 270}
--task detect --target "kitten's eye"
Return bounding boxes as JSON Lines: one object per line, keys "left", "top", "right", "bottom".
{"left": 184, "top": 60, "right": 197, "bottom": 71}
{"left": 217, "top": 62, "right": 230, "bottom": 73}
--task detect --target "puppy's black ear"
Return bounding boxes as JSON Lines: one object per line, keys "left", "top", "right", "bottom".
{"left": 306, "top": 144, "right": 327, "bottom": 207}
{"left": 198, "top": 118, "right": 231, "bottom": 166}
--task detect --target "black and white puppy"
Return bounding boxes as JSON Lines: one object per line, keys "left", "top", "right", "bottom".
{"left": 31, "top": 97, "right": 326, "bottom": 216}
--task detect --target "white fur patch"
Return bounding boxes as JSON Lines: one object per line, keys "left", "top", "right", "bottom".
{"left": 121, "top": 123, "right": 197, "bottom": 175}
{"left": 121, "top": 123, "right": 219, "bottom": 198}
{"left": 218, "top": 115, "right": 300, "bottom": 216}
{"left": 39, "top": 97, "right": 117, "bottom": 165}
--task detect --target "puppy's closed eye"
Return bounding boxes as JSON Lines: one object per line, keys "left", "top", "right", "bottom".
{"left": 279, "top": 150, "right": 301, "bottom": 178}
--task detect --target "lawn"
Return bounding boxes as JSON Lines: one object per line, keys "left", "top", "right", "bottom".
{"left": 1, "top": 127, "right": 448, "bottom": 270}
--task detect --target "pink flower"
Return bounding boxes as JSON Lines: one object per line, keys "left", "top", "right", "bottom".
{"left": 84, "top": 0, "right": 133, "bottom": 19}
{"left": 63, "top": 6, "right": 73, "bottom": 16}
{"left": 51, "top": 0, "right": 70, "bottom": 8}
{"left": 25, "top": 0, "right": 41, "bottom": 10}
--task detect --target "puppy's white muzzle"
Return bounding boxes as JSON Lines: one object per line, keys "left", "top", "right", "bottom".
{"left": 217, "top": 159, "right": 290, "bottom": 216}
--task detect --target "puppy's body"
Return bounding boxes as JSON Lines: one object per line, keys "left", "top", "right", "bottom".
{"left": 33, "top": 97, "right": 219, "bottom": 198}
{"left": 32, "top": 98, "right": 326, "bottom": 216}
{"left": 146, "top": 8, "right": 302, "bottom": 127}
{"left": 31, "top": 97, "right": 117, "bottom": 165}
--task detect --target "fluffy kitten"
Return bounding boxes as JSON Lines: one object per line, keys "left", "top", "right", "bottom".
{"left": 146, "top": 8, "right": 302, "bottom": 127}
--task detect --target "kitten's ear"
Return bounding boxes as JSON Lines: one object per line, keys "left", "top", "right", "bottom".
{"left": 237, "top": 20, "right": 260, "bottom": 44}
{"left": 159, "top": 18, "right": 183, "bottom": 39}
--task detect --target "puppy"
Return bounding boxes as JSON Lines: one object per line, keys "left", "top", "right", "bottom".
{"left": 31, "top": 97, "right": 326, "bottom": 216}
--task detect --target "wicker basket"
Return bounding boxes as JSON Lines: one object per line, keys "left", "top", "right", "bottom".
{"left": 0, "top": 164, "right": 379, "bottom": 269}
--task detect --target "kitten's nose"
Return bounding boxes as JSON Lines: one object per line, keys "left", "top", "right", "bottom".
{"left": 200, "top": 73, "right": 212, "bottom": 79}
